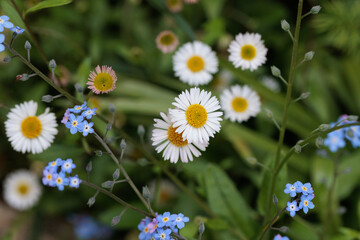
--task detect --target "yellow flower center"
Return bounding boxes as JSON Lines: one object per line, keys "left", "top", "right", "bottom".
{"left": 144, "top": 227, "right": 149, "bottom": 233}
{"left": 72, "top": 121, "right": 78, "bottom": 127}
{"left": 76, "top": 106, "right": 82, "bottom": 110}
{"left": 186, "top": 104, "right": 207, "bottom": 128}
{"left": 187, "top": 56, "right": 205, "bottom": 72}
{"left": 93, "top": 72, "right": 114, "bottom": 91}
{"left": 160, "top": 34, "right": 174, "bottom": 46}
{"left": 51, "top": 162, "right": 57, "bottom": 166}
{"left": 168, "top": 126, "right": 188, "bottom": 147}
{"left": 47, "top": 174, "right": 52, "bottom": 180}
{"left": 17, "top": 183, "right": 29, "bottom": 196}
{"left": 302, "top": 186, "right": 307, "bottom": 191}
{"left": 231, "top": 97, "right": 248, "bottom": 113}
{"left": 241, "top": 44, "right": 257, "bottom": 60}
{"left": 163, "top": 217, "right": 169, "bottom": 222}
{"left": 56, "top": 178, "right": 63, "bottom": 184}
{"left": 304, "top": 200, "right": 309, "bottom": 206}
{"left": 0, "top": 19, "right": 3, "bottom": 24}
{"left": 160, "top": 233, "right": 166, "bottom": 239}
{"left": 21, "top": 116, "right": 42, "bottom": 139}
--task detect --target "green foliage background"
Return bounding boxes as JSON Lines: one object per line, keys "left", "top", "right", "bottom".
{"left": 0, "top": 0, "right": 360, "bottom": 239}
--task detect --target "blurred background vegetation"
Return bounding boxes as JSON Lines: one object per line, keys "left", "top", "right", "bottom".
{"left": 0, "top": 0, "right": 360, "bottom": 239}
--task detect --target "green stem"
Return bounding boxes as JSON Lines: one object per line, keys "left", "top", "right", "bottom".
{"left": 81, "top": 181, "right": 153, "bottom": 217}
{"left": 265, "top": 0, "right": 304, "bottom": 223}
{"left": 10, "top": 0, "right": 49, "bottom": 63}
{"left": 275, "top": 123, "right": 360, "bottom": 175}
{"left": 93, "top": 132, "right": 155, "bottom": 216}
{"left": 259, "top": 207, "right": 287, "bottom": 240}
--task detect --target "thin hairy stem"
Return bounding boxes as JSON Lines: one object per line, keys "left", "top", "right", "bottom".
{"left": 259, "top": 207, "right": 287, "bottom": 240}
{"left": 265, "top": 0, "right": 304, "bottom": 223}
{"left": 81, "top": 181, "right": 153, "bottom": 217}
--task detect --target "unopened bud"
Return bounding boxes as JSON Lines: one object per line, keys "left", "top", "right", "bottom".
{"left": 109, "top": 103, "right": 115, "bottom": 113}
{"left": 347, "top": 115, "right": 358, "bottom": 122}
{"left": 111, "top": 216, "right": 120, "bottom": 226}
{"left": 86, "top": 161, "right": 92, "bottom": 173}
{"left": 279, "top": 226, "right": 289, "bottom": 233}
{"left": 271, "top": 66, "right": 281, "bottom": 78}
{"left": 87, "top": 196, "right": 96, "bottom": 207}
{"left": 199, "top": 222, "right": 205, "bottom": 234}
{"left": 246, "top": 156, "right": 257, "bottom": 165}
{"left": 49, "top": 59, "right": 56, "bottom": 69}
{"left": 281, "top": 19, "right": 290, "bottom": 31}
{"left": 310, "top": 5, "right": 321, "bottom": 14}
{"left": 265, "top": 108, "right": 273, "bottom": 118}
{"left": 42, "top": 95, "right": 54, "bottom": 103}
{"left": 3, "top": 56, "right": 11, "bottom": 63}
{"left": 304, "top": 51, "right": 314, "bottom": 61}
{"left": 346, "top": 129, "right": 354, "bottom": 138}
{"left": 25, "top": 41, "right": 31, "bottom": 50}
{"left": 138, "top": 125, "right": 145, "bottom": 137}
{"left": 106, "top": 122, "right": 112, "bottom": 131}
{"left": 319, "top": 124, "right": 330, "bottom": 131}
{"left": 300, "top": 92, "right": 311, "bottom": 100}
{"left": 273, "top": 194, "right": 278, "bottom": 205}
{"left": 295, "top": 144, "right": 302, "bottom": 153}
{"left": 120, "top": 139, "right": 126, "bottom": 150}
{"left": 74, "top": 83, "right": 83, "bottom": 93}
{"left": 19, "top": 73, "right": 29, "bottom": 81}
{"left": 101, "top": 181, "right": 114, "bottom": 188}
{"left": 113, "top": 169, "right": 120, "bottom": 180}
{"left": 94, "top": 150, "right": 103, "bottom": 156}
{"left": 142, "top": 186, "right": 150, "bottom": 199}
{"left": 316, "top": 137, "right": 324, "bottom": 148}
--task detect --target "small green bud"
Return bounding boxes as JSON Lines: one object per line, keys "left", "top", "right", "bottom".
{"left": 138, "top": 125, "right": 145, "bottom": 137}
{"left": 86, "top": 161, "right": 92, "bottom": 173}
{"left": 94, "top": 150, "right": 103, "bottom": 156}
{"left": 319, "top": 124, "right": 330, "bottom": 131}
{"left": 101, "top": 181, "right": 114, "bottom": 188}
{"left": 265, "top": 108, "right": 273, "bottom": 118}
{"left": 273, "top": 194, "right": 278, "bottom": 206}
{"left": 304, "top": 51, "right": 315, "bottom": 61}
{"left": 113, "top": 169, "right": 120, "bottom": 180}
{"left": 109, "top": 103, "right": 115, "bottom": 113}
{"left": 120, "top": 139, "right": 126, "bottom": 150}
{"left": 3, "top": 56, "right": 11, "bottom": 63}
{"left": 347, "top": 115, "right": 358, "bottom": 122}
{"left": 310, "top": 5, "right": 321, "bottom": 14}
{"left": 74, "top": 83, "right": 83, "bottom": 93}
{"left": 25, "top": 41, "right": 31, "bottom": 50}
{"left": 271, "top": 66, "right": 281, "bottom": 78}
{"left": 281, "top": 19, "right": 290, "bottom": 31}
{"left": 49, "top": 59, "right": 56, "bottom": 69}
{"left": 199, "top": 222, "right": 205, "bottom": 235}
{"left": 42, "top": 95, "right": 53, "bottom": 103}
{"left": 19, "top": 73, "right": 29, "bottom": 81}
{"left": 87, "top": 196, "right": 96, "bottom": 207}
{"left": 106, "top": 122, "right": 112, "bottom": 131}
{"left": 246, "top": 156, "right": 257, "bottom": 165}
{"left": 316, "top": 137, "right": 324, "bottom": 148}
{"left": 111, "top": 216, "right": 120, "bottom": 226}
{"left": 142, "top": 186, "right": 150, "bottom": 199}
{"left": 295, "top": 144, "right": 302, "bottom": 153}
{"left": 279, "top": 226, "right": 289, "bottom": 233}
{"left": 300, "top": 92, "right": 311, "bottom": 100}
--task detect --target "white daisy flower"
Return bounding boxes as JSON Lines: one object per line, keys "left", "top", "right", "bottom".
{"left": 5, "top": 100, "right": 58, "bottom": 154}
{"left": 3, "top": 170, "right": 42, "bottom": 210}
{"left": 228, "top": 32, "right": 268, "bottom": 71}
{"left": 169, "top": 87, "right": 223, "bottom": 143}
{"left": 220, "top": 85, "right": 261, "bottom": 123}
{"left": 173, "top": 41, "right": 218, "bottom": 86}
{"left": 152, "top": 111, "right": 208, "bottom": 163}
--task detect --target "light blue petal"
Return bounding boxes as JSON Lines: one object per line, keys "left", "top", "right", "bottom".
{"left": 0, "top": 15, "right": 9, "bottom": 21}
{"left": 0, "top": 34, "right": 4, "bottom": 42}
{"left": 0, "top": 44, "right": 4, "bottom": 52}
{"left": 4, "top": 21, "right": 13, "bottom": 29}
{"left": 0, "top": 25, "right": 3, "bottom": 32}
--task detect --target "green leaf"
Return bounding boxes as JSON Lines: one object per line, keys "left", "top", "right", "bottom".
{"left": 204, "top": 164, "right": 256, "bottom": 238}
{"left": 206, "top": 218, "right": 228, "bottom": 230}
{"left": 26, "top": 0, "right": 72, "bottom": 15}
{"left": 0, "top": 0, "right": 25, "bottom": 28}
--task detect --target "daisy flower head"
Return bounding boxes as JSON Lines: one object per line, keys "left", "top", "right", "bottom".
{"left": 3, "top": 170, "right": 42, "bottom": 210}
{"left": 5, "top": 100, "right": 58, "bottom": 154}
{"left": 169, "top": 88, "right": 223, "bottom": 143}
{"left": 156, "top": 30, "right": 179, "bottom": 54}
{"left": 220, "top": 85, "right": 261, "bottom": 123}
{"left": 173, "top": 41, "right": 219, "bottom": 86}
{"left": 152, "top": 111, "right": 208, "bottom": 163}
{"left": 165, "top": 0, "right": 183, "bottom": 13}
{"left": 228, "top": 32, "right": 268, "bottom": 71}
{"left": 87, "top": 65, "right": 117, "bottom": 94}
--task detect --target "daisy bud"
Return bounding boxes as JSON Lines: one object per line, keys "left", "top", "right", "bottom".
{"left": 109, "top": 103, "right": 115, "bottom": 113}
{"left": 111, "top": 216, "right": 120, "bottom": 226}
{"left": 113, "top": 169, "right": 120, "bottom": 180}
{"left": 295, "top": 144, "right": 302, "bottom": 153}
{"left": 300, "top": 92, "right": 311, "bottom": 100}
{"left": 281, "top": 19, "right": 290, "bottom": 31}
{"left": 319, "top": 124, "right": 330, "bottom": 131}
{"left": 279, "top": 226, "right": 289, "bottom": 233}
{"left": 25, "top": 41, "right": 31, "bottom": 50}
{"left": 142, "top": 186, "right": 150, "bottom": 199}
{"left": 270, "top": 66, "right": 281, "bottom": 78}
{"left": 316, "top": 137, "right": 324, "bottom": 148}
{"left": 120, "top": 139, "right": 126, "bottom": 150}
{"left": 74, "top": 83, "right": 83, "bottom": 93}
{"left": 49, "top": 59, "right": 56, "bottom": 69}
{"left": 3, "top": 56, "right": 11, "bottom": 63}
{"left": 310, "top": 5, "right": 321, "bottom": 14}
{"left": 42, "top": 95, "right": 54, "bottom": 103}
{"left": 199, "top": 222, "right": 205, "bottom": 235}
{"left": 347, "top": 115, "right": 358, "bottom": 121}
{"left": 304, "top": 51, "right": 315, "bottom": 61}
